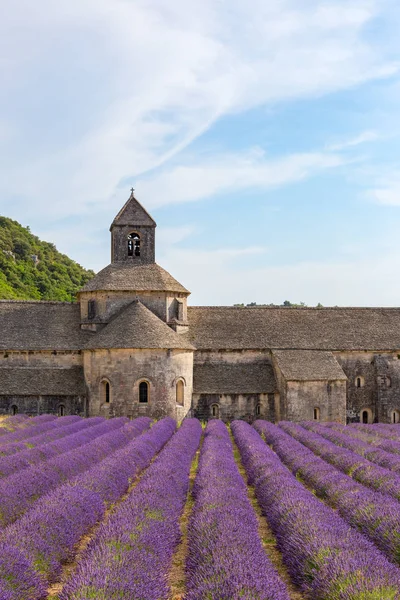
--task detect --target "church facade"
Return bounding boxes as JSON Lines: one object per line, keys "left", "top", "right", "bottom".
{"left": 1, "top": 193, "right": 400, "bottom": 425}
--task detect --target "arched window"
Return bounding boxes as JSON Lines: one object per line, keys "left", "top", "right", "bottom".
{"left": 58, "top": 404, "right": 65, "bottom": 417}
{"left": 100, "top": 380, "right": 111, "bottom": 404}
{"left": 356, "top": 376, "right": 364, "bottom": 389}
{"left": 128, "top": 233, "right": 141, "bottom": 258}
{"left": 11, "top": 405, "right": 18, "bottom": 415}
{"left": 88, "top": 300, "right": 96, "bottom": 320}
{"left": 314, "top": 407, "right": 320, "bottom": 421}
{"left": 176, "top": 380, "right": 184, "bottom": 406}
{"left": 391, "top": 410, "right": 400, "bottom": 424}
{"left": 256, "top": 404, "right": 261, "bottom": 416}
{"left": 211, "top": 404, "right": 219, "bottom": 418}
{"left": 139, "top": 381, "right": 149, "bottom": 404}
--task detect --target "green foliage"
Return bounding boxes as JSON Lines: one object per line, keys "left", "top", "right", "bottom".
{"left": 0, "top": 216, "right": 94, "bottom": 301}
{"left": 233, "top": 301, "right": 324, "bottom": 308}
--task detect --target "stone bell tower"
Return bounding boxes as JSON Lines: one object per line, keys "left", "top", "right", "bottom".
{"left": 110, "top": 189, "right": 156, "bottom": 264}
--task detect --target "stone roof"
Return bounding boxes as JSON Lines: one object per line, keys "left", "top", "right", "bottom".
{"left": 85, "top": 300, "right": 195, "bottom": 350}
{"left": 193, "top": 362, "right": 276, "bottom": 394}
{"left": 0, "top": 367, "right": 85, "bottom": 395}
{"left": 272, "top": 350, "right": 347, "bottom": 381}
{"left": 80, "top": 263, "right": 189, "bottom": 294}
{"left": 0, "top": 301, "right": 88, "bottom": 351}
{"left": 187, "top": 306, "right": 400, "bottom": 351}
{"left": 111, "top": 192, "right": 156, "bottom": 229}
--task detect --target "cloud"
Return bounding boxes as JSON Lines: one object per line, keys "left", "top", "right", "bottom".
{"left": 327, "top": 130, "right": 380, "bottom": 151}
{"left": 161, "top": 243, "right": 400, "bottom": 307}
{"left": 370, "top": 181, "right": 400, "bottom": 205}
{"left": 137, "top": 149, "right": 345, "bottom": 208}
{"left": 0, "top": 0, "right": 396, "bottom": 220}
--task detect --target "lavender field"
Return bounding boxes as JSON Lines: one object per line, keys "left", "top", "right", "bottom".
{"left": 0, "top": 416, "right": 400, "bottom": 599}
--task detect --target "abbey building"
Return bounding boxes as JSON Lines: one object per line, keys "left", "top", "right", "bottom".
{"left": 1, "top": 193, "right": 400, "bottom": 425}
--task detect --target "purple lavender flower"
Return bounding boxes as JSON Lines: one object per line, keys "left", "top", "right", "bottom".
{"left": 0, "top": 417, "right": 136, "bottom": 526}
{"left": 185, "top": 420, "right": 290, "bottom": 600}
{"left": 0, "top": 418, "right": 175, "bottom": 597}
{"left": 295, "top": 421, "right": 400, "bottom": 500}
{"left": 255, "top": 419, "right": 400, "bottom": 567}
{"left": 60, "top": 419, "right": 201, "bottom": 600}
{"left": 233, "top": 420, "right": 400, "bottom": 599}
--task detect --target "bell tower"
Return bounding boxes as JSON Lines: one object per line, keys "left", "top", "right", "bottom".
{"left": 110, "top": 189, "right": 156, "bottom": 264}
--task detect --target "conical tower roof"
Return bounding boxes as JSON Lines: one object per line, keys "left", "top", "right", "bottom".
{"left": 110, "top": 190, "right": 156, "bottom": 229}
{"left": 84, "top": 300, "right": 194, "bottom": 350}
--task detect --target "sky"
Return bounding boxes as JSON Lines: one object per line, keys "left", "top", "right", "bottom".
{"left": 1, "top": 0, "right": 400, "bottom": 306}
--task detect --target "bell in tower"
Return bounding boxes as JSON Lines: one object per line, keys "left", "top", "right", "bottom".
{"left": 110, "top": 189, "right": 156, "bottom": 264}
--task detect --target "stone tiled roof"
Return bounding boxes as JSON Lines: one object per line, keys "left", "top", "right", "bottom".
{"left": 80, "top": 263, "right": 189, "bottom": 294}
{"left": 193, "top": 362, "right": 276, "bottom": 394}
{"left": 85, "top": 300, "right": 195, "bottom": 350}
{"left": 0, "top": 301, "right": 88, "bottom": 351}
{"left": 187, "top": 306, "right": 400, "bottom": 351}
{"left": 0, "top": 367, "right": 85, "bottom": 395}
{"left": 111, "top": 193, "right": 156, "bottom": 228}
{"left": 272, "top": 350, "right": 347, "bottom": 381}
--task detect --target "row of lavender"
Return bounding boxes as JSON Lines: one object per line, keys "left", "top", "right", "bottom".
{"left": 233, "top": 421, "right": 400, "bottom": 599}
{"left": 60, "top": 419, "right": 202, "bottom": 599}
{"left": 185, "top": 420, "right": 289, "bottom": 599}
{"left": 255, "top": 420, "right": 400, "bottom": 567}
{"left": 0, "top": 416, "right": 144, "bottom": 526}
{"left": 0, "top": 417, "right": 177, "bottom": 599}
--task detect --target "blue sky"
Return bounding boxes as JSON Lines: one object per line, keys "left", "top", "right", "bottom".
{"left": 1, "top": 0, "right": 400, "bottom": 306}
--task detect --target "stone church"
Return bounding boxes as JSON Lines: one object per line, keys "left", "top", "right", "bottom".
{"left": 1, "top": 192, "right": 400, "bottom": 424}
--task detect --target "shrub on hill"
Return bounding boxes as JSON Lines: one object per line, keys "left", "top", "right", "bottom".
{"left": 0, "top": 217, "right": 94, "bottom": 301}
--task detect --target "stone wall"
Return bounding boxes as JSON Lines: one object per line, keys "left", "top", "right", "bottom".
{"left": 79, "top": 290, "right": 188, "bottom": 326}
{"left": 284, "top": 380, "right": 347, "bottom": 423}
{"left": 193, "top": 392, "right": 273, "bottom": 422}
{"left": 111, "top": 225, "right": 155, "bottom": 264}
{"left": 0, "top": 350, "right": 82, "bottom": 368}
{"left": 0, "top": 395, "right": 85, "bottom": 416}
{"left": 84, "top": 348, "right": 193, "bottom": 420}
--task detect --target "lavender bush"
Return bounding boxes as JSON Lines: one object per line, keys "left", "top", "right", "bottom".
{"left": 303, "top": 421, "right": 400, "bottom": 474}
{"left": 0, "top": 416, "right": 104, "bottom": 460}
{"left": 232, "top": 420, "right": 400, "bottom": 599}
{"left": 0, "top": 416, "right": 136, "bottom": 526}
{"left": 60, "top": 419, "right": 202, "bottom": 600}
{"left": 294, "top": 421, "right": 400, "bottom": 500}
{"left": 185, "top": 420, "right": 290, "bottom": 600}
{"left": 0, "top": 415, "right": 77, "bottom": 448}
{"left": 0, "top": 418, "right": 174, "bottom": 599}
{"left": 255, "top": 420, "right": 400, "bottom": 566}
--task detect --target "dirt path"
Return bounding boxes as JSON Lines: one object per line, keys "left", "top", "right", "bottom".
{"left": 168, "top": 436, "right": 203, "bottom": 600}
{"left": 230, "top": 429, "right": 306, "bottom": 600}
{"left": 46, "top": 447, "right": 167, "bottom": 598}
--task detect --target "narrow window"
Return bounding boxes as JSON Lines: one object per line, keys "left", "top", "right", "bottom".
{"left": 314, "top": 407, "right": 320, "bottom": 421}
{"left": 211, "top": 404, "right": 219, "bottom": 418}
{"left": 362, "top": 410, "right": 369, "bottom": 424}
{"left": 139, "top": 381, "right": 149, "bottom": 403}
{"left": 392, "top": 410, "right": 400, "bottom": 424}
{"left": 128, "top": 233, "right": 140, "bottom": 257}
{"left": 11, "top": 405, "right": 18, "bottom": 415}
{"left": 88, "top": 300, "right": 96, "bottom": 320}
{"left": 386, "top": 376, "right": 392, "bottom": 389}
{"left": 256, "top": 404, "right": 261, "bottom": 416}
{"left": 101, "top": 380, "right": 111, "bottom": 404}
{"left": 356, "top": 377, "right": 363, "bottom": 388}
{"left": 58, "top": 405, "right": 65, "bottom": 417}
{"left": 176, "top": 380, "right": 184, "bottom": 406}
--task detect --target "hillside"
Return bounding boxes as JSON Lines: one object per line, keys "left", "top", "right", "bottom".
{"left": 0, "top": 216, "right": 94, "bottom": 301}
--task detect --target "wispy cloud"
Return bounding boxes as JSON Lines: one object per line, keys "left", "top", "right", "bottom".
{"left": 0, "top": 0, "right": 396, "bottom": 219}
{"left": 327, "top": 130, "right": 380, "bottom": 151}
